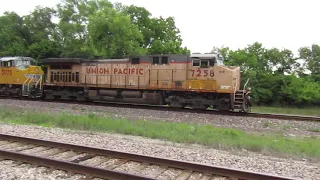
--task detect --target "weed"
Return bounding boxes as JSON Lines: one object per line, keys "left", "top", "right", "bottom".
{"left": 283, "top": 125, "right": 292, "bottom": 130}
{"left": 263, "top": 121, "right": 271, "bottom": 128}
{"left": 308, "top": 128, "right": 320, "bottom": 133}
{"left": 0, "top": 106, "right": 319, "bottom": 159}
{"left": 252, "top": 106, "right": 320, "bottom": 116}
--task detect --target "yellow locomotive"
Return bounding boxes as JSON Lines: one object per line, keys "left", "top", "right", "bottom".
{"left": 0, "top": 56, "right": 44, "bottom": 98}
{"left": 41, "top": 53, "right": 252, "bottom": 112}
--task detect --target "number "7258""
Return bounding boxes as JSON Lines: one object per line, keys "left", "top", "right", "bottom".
{"left": 190, "top": 69, "right": 214, "bottom": 77}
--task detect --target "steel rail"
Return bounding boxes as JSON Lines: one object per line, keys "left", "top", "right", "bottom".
{"left": 1, "top": 97, "right": 319, "bottom": 122}
{"left": 240, "top": 112, "right": 320, "bottom": 121}
{"left": 0, "top": 133, "right": 294, "bottom": 180}
{"left": 0, "top": 149, "right": 153, "bottom": 180}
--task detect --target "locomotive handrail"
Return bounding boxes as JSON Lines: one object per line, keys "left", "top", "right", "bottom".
{"left": 234, "top": 78, "right": 237, "bottom": 94}
{"left": 40, "top": 75, "right": 43, "bottom": 90}
{"left": 27, "top": 77, "right": 33, "bottom": 92}
{"left": 35, "top": 75, "right": 43, "bottom": 90}
{"left": 22, "top": 77, "right": 30, "bottom": 92}
{"left": 243, "top": 78, "right": 250, "bottom": 90}
{"left": 35, "top": 75, "right": 40, "bottom": 88}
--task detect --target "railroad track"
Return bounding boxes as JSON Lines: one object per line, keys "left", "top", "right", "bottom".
{"left": 1, "top": 97, "right": 319, "bottom": 122}
{"left": 0, "top": 133, "right": 293, "bottom": 180}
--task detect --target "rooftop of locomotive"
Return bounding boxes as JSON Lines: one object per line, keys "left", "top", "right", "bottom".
{"left": 42, "top": 57, "right": 84, "bottom": 64}
{"left": 41, "top": 53, "right": 224, "bottom": 64}
{"left": 41, "top": 57, "right": 130, "bottom": 64}
{"left": 0, "top": 56, "right": 36, "bottom": 62}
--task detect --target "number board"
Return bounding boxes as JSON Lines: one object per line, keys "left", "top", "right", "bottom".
{"left": 1, "top": 69, "right": 12, "bottom": 75}
{"left": 190, "top": 69, "right": 214, "bottom": 77}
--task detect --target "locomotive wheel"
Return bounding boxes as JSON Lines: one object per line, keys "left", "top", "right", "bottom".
{"left": 167, "top": 96, "right": 184, "bottom": 108}
{"left": 242, "top": 95, "right": 251, "bottom": 113}
{"left": 168, "top": 102, "right": 185, "bottom": 108}
{"left": 190, "top": 103, "right": 208, "bottom": 110}
{"left": 28, "top": 91, "right": 37, "bottom": 99}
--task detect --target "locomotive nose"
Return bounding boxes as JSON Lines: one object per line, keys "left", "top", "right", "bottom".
{"left": 29, "top": 66, "right": 40, "bottom": 74}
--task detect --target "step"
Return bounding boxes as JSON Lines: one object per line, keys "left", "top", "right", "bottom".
{"left": 233, "top": 105, "right": 242, "bottom": 108}
{"left": 234, "top": 101, "right": 243, "bottom": 104}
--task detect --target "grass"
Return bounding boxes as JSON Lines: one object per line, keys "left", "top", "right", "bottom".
{"left": 308, "top": 128, "right": 320, "bottom": 133}
{"left": 252, "top": 106, "right": 320, "bottom": 116}
{"left": 0, "top": 106, "right": 319, "bottom": 161}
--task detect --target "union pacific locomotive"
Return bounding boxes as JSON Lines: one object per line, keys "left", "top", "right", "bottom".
{"left": 0, "top": 53, "right": 252, "bottom": 112}
{"left": 0, "top": 56, "right": 44, "bottom": 98}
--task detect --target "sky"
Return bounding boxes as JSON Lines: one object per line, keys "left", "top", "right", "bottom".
{"left": 1, "top": 0, "right": 319, "bottom": 54}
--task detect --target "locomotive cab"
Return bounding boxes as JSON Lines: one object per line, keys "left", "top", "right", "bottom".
{"left": 188, "top": 52, "right": 251, "bottom": 112}
{"left": 0, "top": 56, "right": 39, "bottom": 72}
{"left": 0, "top": 56, "right": 44, "bottom": 98}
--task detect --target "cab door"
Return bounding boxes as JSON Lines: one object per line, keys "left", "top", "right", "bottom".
{"left": 149, "top": 56, "right": 171, "bottom": 89}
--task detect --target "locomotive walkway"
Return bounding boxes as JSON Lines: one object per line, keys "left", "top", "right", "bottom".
{"left": 0, "top": 133, "right": 294, "bottom": 180}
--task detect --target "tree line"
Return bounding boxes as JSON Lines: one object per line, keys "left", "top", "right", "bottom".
{"left": 220, "top": 43, "right": 320, "bottom": 107}
{"left": 0, "top": 0, "right": 319, "bottom": 107}
{"left": 0, "top": 0, "right": 190, "bottom": 59}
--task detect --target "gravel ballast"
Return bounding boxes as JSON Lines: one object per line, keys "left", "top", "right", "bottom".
{"left": 0, "top": 99, "right": 319, "bottom": 137}
{"left": 0, "top": 160, "right": 86, "bottom": 180}
{"left": 0, "top": 124, "right": 319, "bottom": 180}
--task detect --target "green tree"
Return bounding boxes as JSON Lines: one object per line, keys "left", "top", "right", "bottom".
{"left": 86, "top": 5, "right": 146, "bottom": 58}
{"left": 219, "top": 42, "right": 320, "bottom": 106}
{"left": 54, "top": 0, "right": 113, "bottom": 57}
{"left": 265, "top": 48, "right": 298, "bottom": 74}
{"left": 117, "top": 4, "right": 190, "bottom": 54}
{"left": 0, "top": 12, "right": 30, "bottom": 56}
{"left": 24, "top": 6, "right": 61, "bottom": 59}
{"left": 299, "top": 44, "right": 320, "bottom": 77}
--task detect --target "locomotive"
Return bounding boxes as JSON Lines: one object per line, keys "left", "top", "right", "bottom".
{"left": 0, "top": 53, "right": 252, "bottom": 112}
{"left": 0, "top": 56, "right": 44, "bottom": 98}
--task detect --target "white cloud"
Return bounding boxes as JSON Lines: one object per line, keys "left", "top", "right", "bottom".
{"left": 1, "top": 0, "right": 319, "bottom": 53}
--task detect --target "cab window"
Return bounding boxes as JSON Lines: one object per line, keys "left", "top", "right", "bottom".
{"left": 0, "top": 60, "right": 14, "bottom": 67}
{"left": 192, "top": 59, "right": 211, "bottom": 68}
{"left": 192, "top": 59, "right": 200, "bottom": 66}
{"left": 200, "top": 60, "right": 209, "bottom": 68}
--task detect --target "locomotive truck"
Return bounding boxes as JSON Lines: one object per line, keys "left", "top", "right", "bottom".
{"left": 0, "top": 53, "right": 252, "bottom": 112}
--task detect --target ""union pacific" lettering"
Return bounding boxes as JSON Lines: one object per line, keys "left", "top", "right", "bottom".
{"left": 86, "top": 67, "right": 144, "bottom": 75}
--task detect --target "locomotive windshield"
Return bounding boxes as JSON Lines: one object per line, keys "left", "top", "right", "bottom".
{"left": 0, "top": 57, "right": 37, "bottom": 69}
{"left": 216, "top": 53, "right": 224, "bottom": 65}
{"left": 16, "top": 59, "right": 36, "bottom": 68}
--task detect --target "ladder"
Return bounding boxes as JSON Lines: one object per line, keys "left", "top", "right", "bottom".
{"left": 233, "top": 90, "right": 246, "bottom": 110}
{"left": 22, "top": 77, "right": 32, "bottom": 96}
{"left": 22, "top": 75, "right": 43, "bottom": 97}
{"left": 233, "top": 78, "right": 250, "bottom": 112}
{"left": 35, "top": 75, "right": 43, "bottom": 97}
